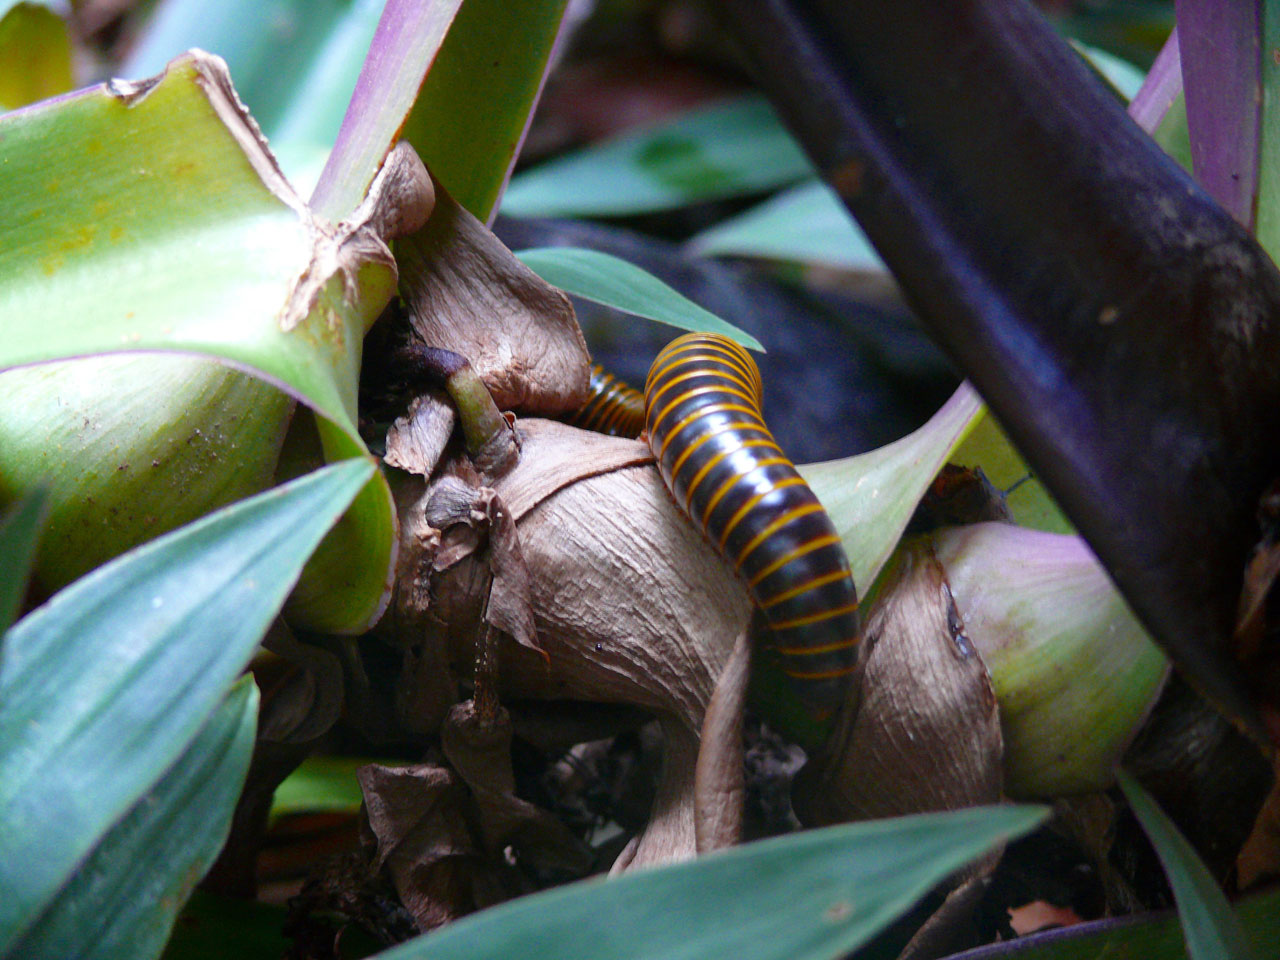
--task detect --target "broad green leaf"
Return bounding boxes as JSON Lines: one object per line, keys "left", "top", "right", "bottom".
{"left": 161, "top": 893, "right": 291, "bottom": 960}
{"left": 946, "top": 886, "right": 1280, "bottom": 959}
{"left": 687, "top": 179, "right": 884, "bottom": 271}
{"left": 801, "top": 382, "right": 985, "bottom": 595}
{"left": 0, "top": 487, "right": 45, "bottom": 633}
{"left": 270, "top": 754, "right": 369, "bottom": 821}
{"left": 0, "top": 356, "right": 293, "bottom": 590}
{"left": 0, "top": 2, "right": 72, "bottom": 110}
{"left": 0, "top": 458, "right": 373, "bottom": 952}
{"left": 377, "top": 805, "right": 1047, "bottom": 960}
{"left": 501, "top": 95, "right": 815, "bottom": 219}
{"left": 516, "top": 247, "right": 763, "bottom": 350}
{"left": 0, "top": 54, "right": 369, "bottom": 436}
{"left": 0, "top": 52, "right": 397, "bottom": 631}
{"left": 10, "top": 679, "right": 259, "bottom": 960}
{"left": 1117, "top": 770, "right": 1258, "bottom": 960}
{"left": 399, "top": 0, "right": 569, "bottom": 222}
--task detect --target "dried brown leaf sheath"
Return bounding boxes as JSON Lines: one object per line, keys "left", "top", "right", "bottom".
{"left": 396, "top": 183, "right": 591, "bottom": 416}
{"left": 388, "top": 418, "right": 753, "bottom": 867}
{"left": 796, "top": 542, "right": 1003, "bottom": 826}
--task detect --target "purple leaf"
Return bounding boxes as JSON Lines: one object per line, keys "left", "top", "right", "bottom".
{"left": 1129, "top": 26, "right": 1183, "bottom": 134}
{"left": 1175, "top": 0, "right": 1262, "bottom": 227}
{"left": 310, "top": 0, "right": 464, "bottom": 222}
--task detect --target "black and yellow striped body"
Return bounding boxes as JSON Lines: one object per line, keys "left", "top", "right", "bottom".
{"left": 644, "top": 333, "right": 861, "bottom": 717}
{"left": 567, "top": 364, "right": 646, "bottom": 438}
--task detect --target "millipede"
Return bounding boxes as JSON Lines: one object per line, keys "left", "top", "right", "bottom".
{"left": 565, "top": 364, "right": 646, "bottom": 438}
{"left": 643, "top": 332, "right": 862, "bottom": 718}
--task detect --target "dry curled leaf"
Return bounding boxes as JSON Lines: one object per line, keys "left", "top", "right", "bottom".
{"left": 694, "top": 629, "right": 751, "bottom": 855}
{"left": 796, "top": 542, "right": 1003, "bottom": 826}
{"left": 358, "top": 760, "right": 526, "bottom": 931}
{"left": 386, "top": 418, "right": 756, "bottom": 868}
{"left": 384, "top": 390, "right": 456, "bottom": 478}
{"left": 258, "top": 619, "right": 345, "bottom": 744}
{"left": 440, "top": 701, "right": 593, "bottom": 875}
{"left": 396, "top": 184, "right": 591, "bottom": 415}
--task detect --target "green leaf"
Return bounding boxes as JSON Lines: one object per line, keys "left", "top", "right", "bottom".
{"left": 0, "top": 2, "right": 73, "bottom": 110}
{"left": 501, "top": 95, "right": 814, "bottom": 219}
{"left": 1152, "top": 91, "right": 1194, "bottom": 171}
{"left": 1117, "top": 769, "right": 1258, "bottom": 960}
{"left": 688, "top": 179, "right": 884, "bottom": 271}
{"left": 375, "top": 805, "right": 1048, "bottom": 960}
{"left": 399, "top": 0, "right": 569, "bottom": 223}
{"left": 1253, "top": 2, "right": 1280, "bottom": 260}
{"left": 801, "top": 382, "right": 985, "bottom": 595}
{"left": 10, "top": 679, "right": 259, "bottom": 960}
{"left": 270, "top": 754, "right": 370, "bottom": 822}
{"left": 312, "top": 0, "right": 568, "bottom": 224}
{"left": 0, "top": 486, "right": 46, "bottom": 633}
{"left": 0, "top": 356, "right": 293, "bottom": 591}
{"left": 0, "top": 458, "right": 373, "bottom": 952}
{"left": 0, "top": 51, "right": 398, "bottom": 632}
{"left": 269, "top": 0, "right": 386, "bottom": 171}
{"left": 516, "top": 247, "right": 763, "bottom": 350}
{"left": 0, "top": 54, "right": 366, "bottom": 436}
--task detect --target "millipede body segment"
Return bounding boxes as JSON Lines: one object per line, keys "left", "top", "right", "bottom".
{"left": 643, "top": 332, "right": 861, "bottom": 716}
{"left": 566, "top": 364, "right": 646, "bottom": 438}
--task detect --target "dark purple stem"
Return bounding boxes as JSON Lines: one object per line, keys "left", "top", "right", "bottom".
{"left": 719, "top": 0, "right": 1280, "bottom": 737}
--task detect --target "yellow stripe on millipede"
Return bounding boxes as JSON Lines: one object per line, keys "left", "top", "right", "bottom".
{"left": 697, "top": 463, "right": 791, "bottom": 530}
{"left": 745, "top": 533, "right": 842, "bottom": 587}
{"left": 782, "top": 662, "right": 860, "bottom": 681}
{"left": 651, "top": 382, "right": 757, "bottom": 439}
{"left": 656, "top": 402, "right": 761, "bottom": 460}
{"left": 774, "top": 635, "right": 861, "bottom": 656}
{"left": 734, "top": 504, "right": 825, "bottom": 571}
{"left": 647, "top": 361, "right": 757, "bottom": 414}
{"left": 715, "top": 476, "right": 807, "bottom": 548}
{"left": 669, "top": 420, "right": 774, "bottom": 480}
{"left": 760, "top": 568, "right": 853, "bottom": 609}
{"left": 680, "top": 444, "right": 785, "bottom": 511}
{"left": 690, "top": 336, "right": 761, "bottom": 393}
{"left": 768, "top": 601, "right": 860, "bottom": 631}
{"left": 651, "top": 339, "right": 760, "bottom": 397}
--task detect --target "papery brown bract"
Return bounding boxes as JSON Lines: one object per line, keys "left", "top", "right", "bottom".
{"left": 385, "top": 418, "right": 754, "bottom": 869}
{"left": 395, "top": 184, "right": 592, "bottom": 416}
